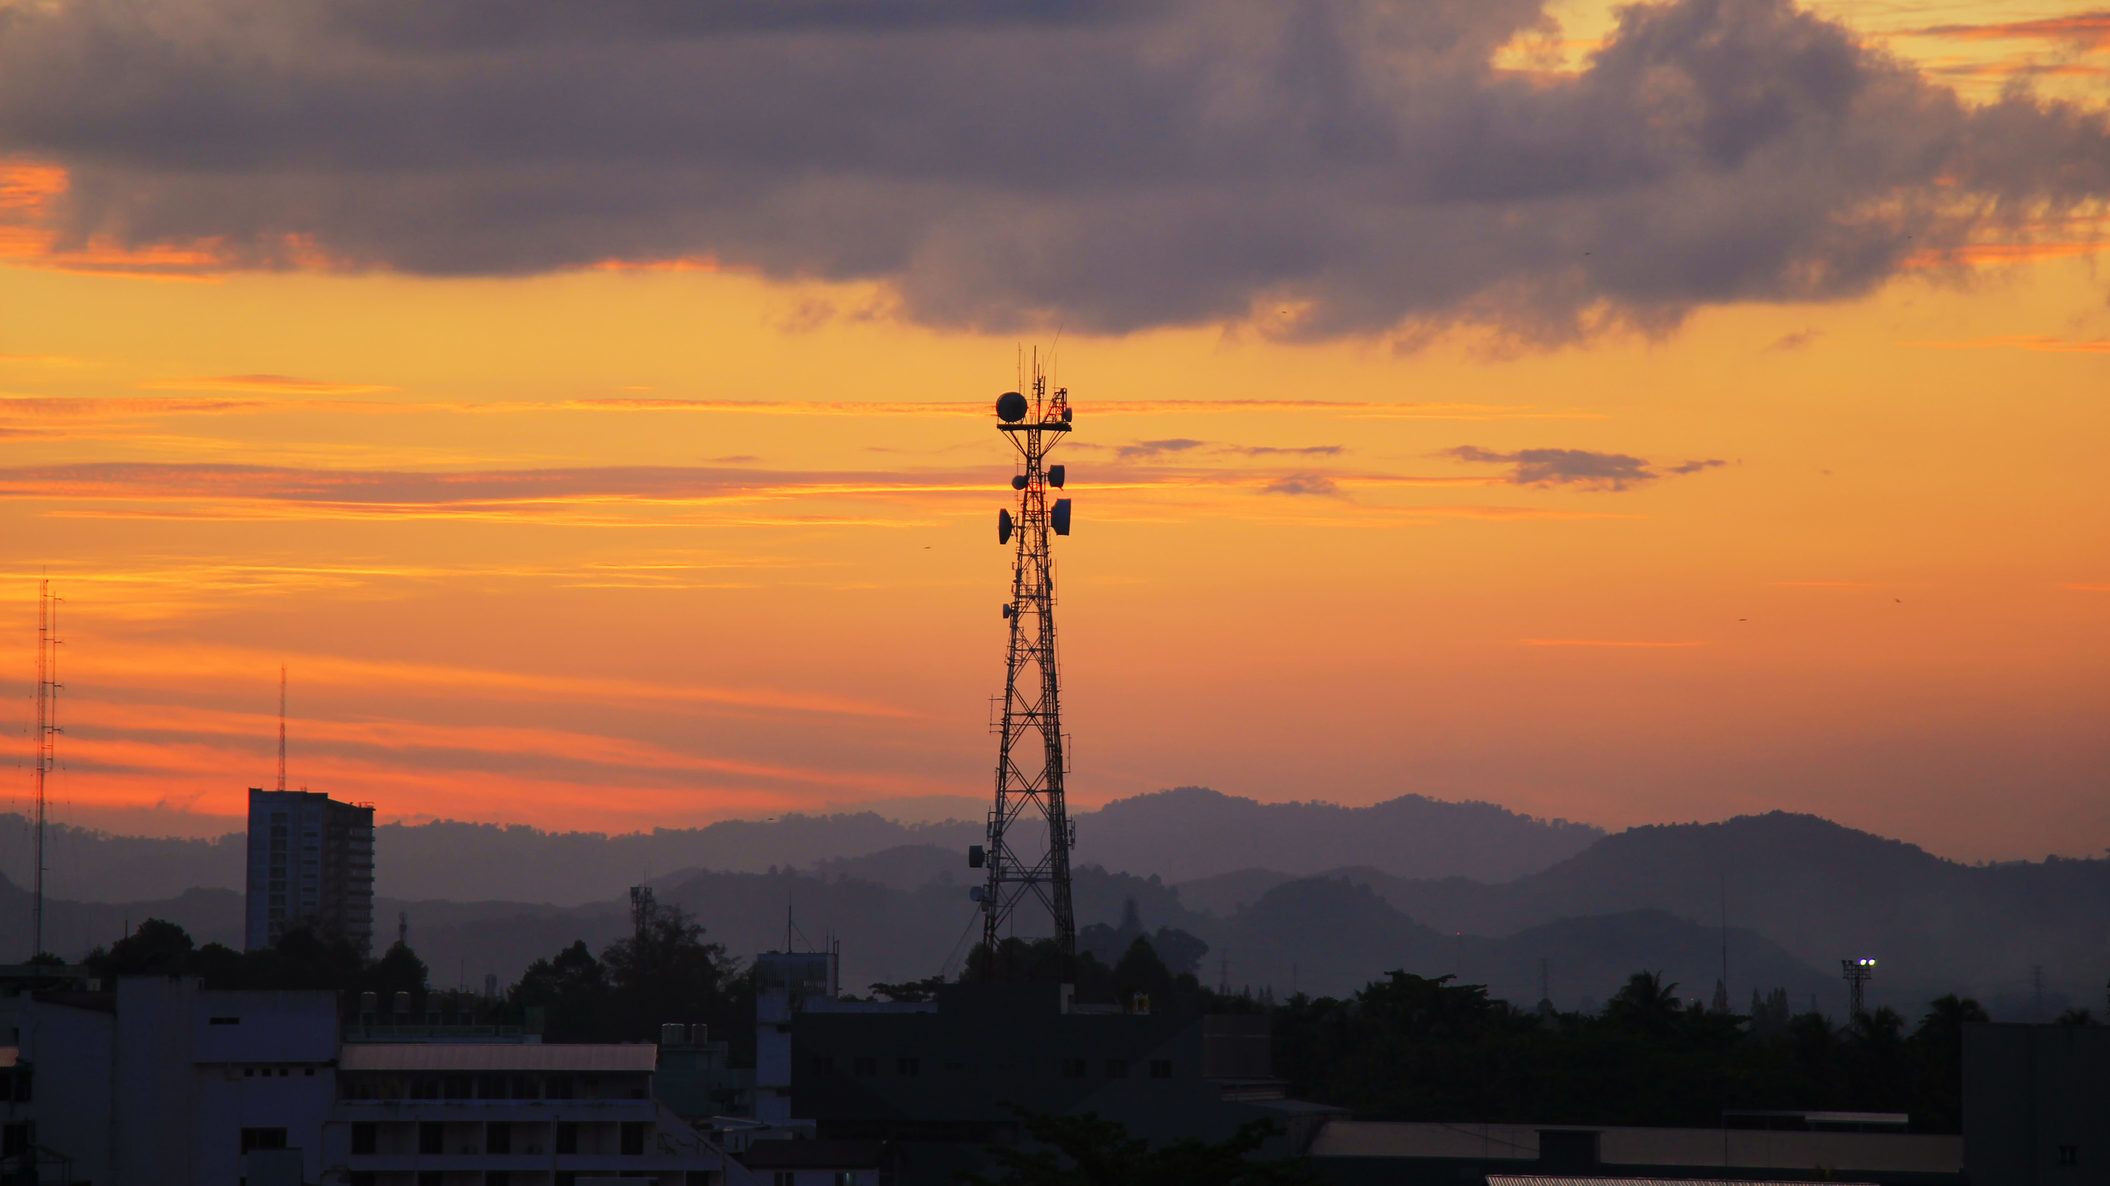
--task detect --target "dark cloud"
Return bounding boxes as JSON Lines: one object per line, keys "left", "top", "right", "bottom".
{"left": 1114, "top": 438, "right": 1210, "bottom": 460}
{"left": 2, "top": 0, "right": 2105, "bottom": 340}
{"left": 1260, "top": 473, "right": 1345, "bottom": 497}
{"left": 1764, "top": 328, "right": 1821, "bottom": 352}
{"left": 1447, "top": 446, "right": 1725, "bottom": 491}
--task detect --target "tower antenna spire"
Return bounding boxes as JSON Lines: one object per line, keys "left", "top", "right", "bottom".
{"left": 973, "top": 357, "right": 1079, "bottom": 976}
{"left": 276, "top": 664, "right": 288, "bottom": 793}
{"left": 31, "top": 580, "right": 62, "bottom": 962}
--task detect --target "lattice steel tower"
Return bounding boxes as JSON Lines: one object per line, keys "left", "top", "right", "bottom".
{"left": 30, "top": 580, "right": 61, "bottom": 962}
{"left": 973, "top": 369, "right": 1078, "bottom": 969}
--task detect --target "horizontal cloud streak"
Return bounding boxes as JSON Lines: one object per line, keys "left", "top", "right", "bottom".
{"left": 1, "top": 0, "right": 2104, "bottom": 340}
{"left": 143, "top": 373, "right": 398, "bottom": 394}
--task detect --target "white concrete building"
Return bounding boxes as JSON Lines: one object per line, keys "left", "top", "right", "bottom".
{"left": 326, "top": 1042, "right": 753, "bottom": 1185}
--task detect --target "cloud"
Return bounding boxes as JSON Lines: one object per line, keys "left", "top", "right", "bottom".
{"left": 1097, "top": 438, "right": 1344, "bottom": 460}
{"left": 1518, "top": 638, "right": 1706, "bottom": 648}
{"left": 1115, "top": 438, "right": 1210, "bottom": 460}
{"left": 1230, "top": 444, "right": 1346, "bottom": 457}
{"left": 1912, "top": 13, "right": 2110, "bottom": 51}
{"left": 1259, "top": 473, "right": 1345, "bottom": 497}
{"left": 1903, "top": 334, "right": 2110, "bottom": 354}
{"left": 1446, "top": 445, "right": 1724, "bottom": 491}
{"left": 142, "top": 373, "right": 398, "bottom": 395}
{"left": 1763, "top": 328, "right": 1820, "bottom": 352}
{"left": 0, "top": 461, "right": 993, "bottom": 513}
{"left": 1, "top": 0, "right": 2105, "bottom": 341}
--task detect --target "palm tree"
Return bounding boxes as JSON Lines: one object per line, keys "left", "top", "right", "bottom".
{"left": 1606, "top": 971, "right": 1683, "bottom": 1035}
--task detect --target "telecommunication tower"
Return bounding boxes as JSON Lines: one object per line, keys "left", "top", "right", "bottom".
{"left": 971, "top": 368, "right": 1078, "bottom": 971}
{"left": 276, "top": 664, "right": 288, "bottom": 792}
{"left": 30, "top": 581, "right": 62, "bottom": 961}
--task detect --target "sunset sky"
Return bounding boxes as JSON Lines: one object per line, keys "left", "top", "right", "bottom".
{"left": 1, "top": 0, "right": 2105, "bottom": 872}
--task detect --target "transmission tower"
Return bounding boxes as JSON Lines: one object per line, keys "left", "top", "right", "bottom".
{"left": 31, "top": 581, "right": 62, "bottom": 962}
{"left": 276, "top": 664, "right": 288, "bottom": 792}
{"left": 972, "top": 367, "right": 1078, "bottom": 973}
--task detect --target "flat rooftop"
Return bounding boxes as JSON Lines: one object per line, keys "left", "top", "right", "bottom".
{"left": 339, "top": 1043, "right": 657, "bottom": 1072}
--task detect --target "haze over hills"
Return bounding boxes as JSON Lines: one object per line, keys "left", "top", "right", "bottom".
{"left": 5, "top": 795, "right": 2102, "bottom": 1018}
{"left": 1, "top": 786, "right": 1600, "bottom": 905}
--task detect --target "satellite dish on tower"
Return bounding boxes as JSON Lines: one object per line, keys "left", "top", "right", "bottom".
{"left": 998, "top": 508, "right": 1014, "bottom": 544}
{"left": 996, "top": 391, "right": 1028, "bottom": 423}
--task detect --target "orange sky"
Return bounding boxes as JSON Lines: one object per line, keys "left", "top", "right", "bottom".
{"left": 1, "top": 0, "right": 2105, "bottom": 872}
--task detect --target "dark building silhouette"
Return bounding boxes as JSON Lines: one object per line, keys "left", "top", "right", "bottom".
{"left": 1306, "top": 1117, "right": 1961, "bottom": 1184}
{"left": 244, "top": 788, "right": 376, "bottom": 954}
{"left": 769, "top": 973, "right": 1327, "bottom": 1185}
{"left": 1965, "top": 1022, "right": 2110, "bottom": 1184}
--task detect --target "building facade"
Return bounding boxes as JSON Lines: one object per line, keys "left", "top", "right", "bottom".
{"left": 327, "top": 1041, "right": 748, "bottom": 1185}
{"left": 1964, "top": 1022, "right": 2110, "bottom": 1184}
{"left": 7, "top": 976, "right": 754, "bottom": 1186}
{"left": 246, "top": 787, "right": 377, "bottom": 954}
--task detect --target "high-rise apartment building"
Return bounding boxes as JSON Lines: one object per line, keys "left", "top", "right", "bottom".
{"left": 244, "top": 788, "right": 376, "bottom": 955}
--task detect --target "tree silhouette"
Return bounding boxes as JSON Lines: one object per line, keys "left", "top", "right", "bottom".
{"left": 962, "top": 1110, "right": 1318, "bottom": 1186}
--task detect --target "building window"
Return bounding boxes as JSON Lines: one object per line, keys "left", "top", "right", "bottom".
{"left": 418, "top": 1173, "right": 444, "bottom": 1186}
{"left": 239, "top": 1127, "right": 288, "bottom": 1153}
{"left": 2059, "top": 1145, "right": 2080, "bottom": 1167}
{"left": 1149, "top": 1059, "right": 1173, "bottom": 1079}
{"left": 350, "top": 1123, "right": 377, "bottom": 1154}
{"left": 810, "top": 1055, "right": 836, "bottom": 1075}
{"left": 1059, "top": 1057, "right": 1086, "bottom": 1079}
{"left": 621, "top": 1121, "right": 648, "bottom": 1155}
{"left": 555, "top": 1123, "right": 579, "bottom": 1154}
{"left": 419, "top": 1122, "right": 444, "bottom": 1155}
{"left": 853, "top": 1056, "right": 878, "bottom": 1077}
{"left": 487, "top": 1123, "right": 511, "bottom": 1154}
{"left": 897, "top": 1056, "right": 921, "bottom": 1077}
{"left": 209, "top": 1016, "right": 242, "bottom": 1026}
{"left": 349, "top": 1175, "right": 375, "bottom": 1186}
{"left": 773, "top": 1173, "right": 796, "bottom": 1186}
{"left": 1105, "top": 1059, "right": 1128, "bottom": 1079}
{"left": 1, "top": 1125, "right": 29, "bottom": 1158}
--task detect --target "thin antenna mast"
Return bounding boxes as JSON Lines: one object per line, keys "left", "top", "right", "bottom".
{"left": 276, "top": 664, "right": 288, "bottom": 793}
{"left": 974, "top": 356, "right": 1079, "bottom": 976}
{"left": 31, "top": 581, "right": 61, "bottom": 962}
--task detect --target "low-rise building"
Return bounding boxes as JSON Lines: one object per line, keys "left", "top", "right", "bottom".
{"left": 1964, "top": 1021, "right": 2110, "bottom": 1184}
{"left": 1305, "top": 1119, "right": 1962, "bottom": 1185}
{"left": 326, "top": 1041, "right": 746, "bottom": 1185}
{"left": 769, "top": 961, "right": 1326, "bottom": 1186}
{"left": 2, "top": 975, "right": 754, "bottom": 1186}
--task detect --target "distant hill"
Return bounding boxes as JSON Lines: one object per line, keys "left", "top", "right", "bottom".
{"left": 0, "top": 815, "right": 245, "bottom": 902}
{"left": 1195, "top": 877, "right": 1835, "bottom": 1006}
{"left": 13, "top": 801, "right": 2106, "bottom": 1018}
{"left": 1265, "top": 813, "right": 2110, "bottom": 1016}
{"left": 0, "top": 786, "right": 1601, "bottom": 906}
{"left": 1074, "top": 787, "right": 1602, "bottom": 883}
